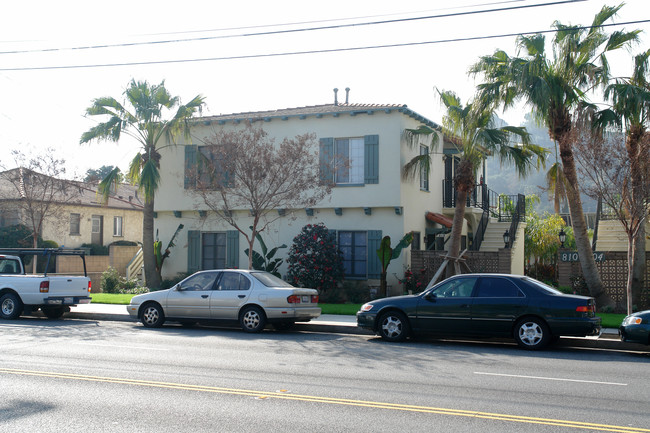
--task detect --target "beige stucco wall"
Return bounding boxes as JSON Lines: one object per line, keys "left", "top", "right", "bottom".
{"left": 41, "top": 203, "right": 142, "bottom": 248}
{"left": 154, "top": 110, "right": 446, "bottom": 288}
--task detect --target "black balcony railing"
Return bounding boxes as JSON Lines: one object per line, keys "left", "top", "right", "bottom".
{"left": 441, "top": 180, "right": 526, "bottom": 250}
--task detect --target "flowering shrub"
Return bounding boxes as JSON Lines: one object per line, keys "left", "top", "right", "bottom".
{"left": 286, "top": 223, "right": 344, "bottom": 294}
{"left": 398, "top": 267, "right": 428, "bottom": 294}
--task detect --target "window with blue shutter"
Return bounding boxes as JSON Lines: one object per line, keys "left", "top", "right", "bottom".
{"left": 319, "top": 138, "right": 334, "bottom": 184}
{"left": 187, "top": 230, "right": 200, "bottom": 273}
{"left": 226, "top": 230, "right": 239, "bottom": 269}
{"left": 184, "top": 145, "right": 198, "bottom": 189}
{"left": 367, "top": 230, "right": 383, "bottom": 279}
{"left": 364, "top": 135, "right": 379, "bottom": 184}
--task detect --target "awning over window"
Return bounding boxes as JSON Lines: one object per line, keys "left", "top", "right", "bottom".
{"left": 425, "top": 211, "right": 453, "bottom": 228}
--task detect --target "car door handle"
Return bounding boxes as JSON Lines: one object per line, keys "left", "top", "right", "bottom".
{"left": 238, "top": 295, "right": 246, "bottom": 299}
{"left": 201, "top": 295, "right": 209, "bottom": 299}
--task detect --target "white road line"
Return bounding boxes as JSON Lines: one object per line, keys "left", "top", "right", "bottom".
{"left": 75, "top": 343, "right": 169, "bottom": 351}
{"left": 474, "top": 372, "right": 627, "bottom": 386}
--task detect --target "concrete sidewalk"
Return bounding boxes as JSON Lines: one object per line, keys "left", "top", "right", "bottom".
{"left": 65, "top": 303, "right": 646, "bottom": 351}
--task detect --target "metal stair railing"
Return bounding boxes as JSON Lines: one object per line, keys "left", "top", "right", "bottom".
{"left": 126, "top": 247, "right": 144, "bottom": 283}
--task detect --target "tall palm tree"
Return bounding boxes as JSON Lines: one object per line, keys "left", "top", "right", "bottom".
{"left": 80, "top": 79, "right": 205, "bottom": 289}
{"left": 470, "top": 4, "right": 640, "bottom": 308}
{"left": 596, "top": 49, "right": 650, "bottom": 313}
{"left": 404, "top": 89, "right": 545, "bottom": 265}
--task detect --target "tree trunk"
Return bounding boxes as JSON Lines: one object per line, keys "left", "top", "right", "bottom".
{"left": 446, "top": 188, "right": 469, "bottom": 278}
{"left": 626, "top": 128, "right": 646, "bottom": 312}
{"left": 558, "top": 136, "right": 614, "bottom": 308}
{"left": 380, "top": 271, "right": 388, "bottom": 298}
{"left": 631, "top": 222, "right": 645, "bottom": 312}
{"left": 142, "top": 198, "right": 161, "bottom": 289}
{"left": 626, "top": 232, "right": 636, "bottom": 315}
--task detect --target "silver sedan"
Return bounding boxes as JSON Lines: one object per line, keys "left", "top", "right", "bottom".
{"left": 127, "top": 270, "right": 320, "bottom": 332}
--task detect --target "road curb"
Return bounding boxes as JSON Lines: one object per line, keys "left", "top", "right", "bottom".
{"left": 61, "top": 310, "right": 647, "bottom": 352}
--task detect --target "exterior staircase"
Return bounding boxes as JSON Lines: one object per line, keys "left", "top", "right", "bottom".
{"left": 479, "top": 221, "right": 512, "bottom": 252}
{"left": 126, "top": 248, "right": 145, "bottom": 284}
{"left": 595, "top": 220, "right": 628, "bottom": 252}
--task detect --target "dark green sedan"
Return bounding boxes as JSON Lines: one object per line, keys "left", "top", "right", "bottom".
{"left": 619, "top": 310, "right": 650, "bottom": 345}
{"left": 356, "top": 274, "right": 601, "bottom": 350}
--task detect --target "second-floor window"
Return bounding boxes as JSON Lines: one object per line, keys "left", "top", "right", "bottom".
{"left": 335, "top": 138, "right": 364, "bottom": 184}
{"left": 319, "top": 135, "right": 379, "bottom": 186}
{"left": 420, "top": 145, "right": 429, "bottom": 191}
{"left": 70, "top": 213, "right": 80, "bottom": 235}
{"left": 113, "top": 216, "right": 123, "bottom": 237}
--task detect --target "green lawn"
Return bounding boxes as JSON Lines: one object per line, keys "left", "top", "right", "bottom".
{"left": 89, "top": 294, "right": 625, "bottom": 327}
{"left": 91, "top": 293, "right": 134, "bottom": 305}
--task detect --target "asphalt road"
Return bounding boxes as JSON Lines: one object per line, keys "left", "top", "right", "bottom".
{"left": 1, "top": 317, "right": 649, "bottom": 433}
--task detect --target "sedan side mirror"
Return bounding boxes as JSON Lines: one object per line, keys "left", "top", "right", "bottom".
{"left": 175, "top": 284, "right": 184, "bottom": 291}
{"left": 424, "top": 292, "right": 436, "bottom": 302}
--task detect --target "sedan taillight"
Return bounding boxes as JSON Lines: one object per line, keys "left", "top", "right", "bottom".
{"left": 576, "top": 305, "right": 595, "bottom": 313}
{"left": 287, "top": 295, "right": 319, "bottom": 304}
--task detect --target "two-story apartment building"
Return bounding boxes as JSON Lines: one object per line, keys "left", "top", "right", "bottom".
{"left": 154, "top": 96, "right": 497, "bottom": 292}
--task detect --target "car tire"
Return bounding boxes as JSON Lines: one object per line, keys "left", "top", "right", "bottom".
{"left": 41, "top": 307, "right": 65, "bottom": 319}
{"left": 0, "top": 292, "right": 23, "bottom": 320}
{"left": 140, "top": 303, "right": 165, "bottom": 328}
{"left": 378, "top": 311, "right": 410, "bottom": 342}
{"left": 239, "top": 306, "right": 266, "bottom": 333}
{"left": 514, "top": 317, "right": 550, "bottom": 350}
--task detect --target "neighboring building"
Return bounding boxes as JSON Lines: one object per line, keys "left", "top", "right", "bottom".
{"left": 154, "top": 94, "right": 523, "bottom": 292}
{"left": 0, "top": 168, "right": 143, "bottom": 248}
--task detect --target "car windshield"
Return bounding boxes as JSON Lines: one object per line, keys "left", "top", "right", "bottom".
{"left": 523, "top": 277, "right": 563, "bottom": 295}
{"left": 250, "top": 272, "right": 294, "bottom": 288}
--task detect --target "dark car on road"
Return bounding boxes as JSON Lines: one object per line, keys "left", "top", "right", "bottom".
{"left": 619, "top": 310, "right": 650, "bottom": 345}
{"left": 357, "top": 274, "right": 601, "bottom": 350}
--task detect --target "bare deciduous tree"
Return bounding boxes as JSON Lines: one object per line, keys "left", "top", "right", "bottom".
{"left": 574, "top": 118, "right": 650, "bottom": 313}
{"left": 0, "top": 149, "right": 81, "bottom": 271}
{"left": 189, "top": 125, "right": 332, "bottom": 270}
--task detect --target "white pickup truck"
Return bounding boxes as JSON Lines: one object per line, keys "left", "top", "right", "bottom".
{"left": 0, "top": 248, "right": 92, "bottom": 320}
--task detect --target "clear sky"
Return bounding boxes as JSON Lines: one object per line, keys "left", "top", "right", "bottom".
{"left": 1, "top": 0, "right": 649, "bottom": 178}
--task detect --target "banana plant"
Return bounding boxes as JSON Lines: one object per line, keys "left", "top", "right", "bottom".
{"left": 154, "top": 224, "right": 184, "bottom": 278}
{"left": 244, "top": 228, "right": 287, "bottom": 277}
{"left": 377, "top": 232, "right": 413, "bottom": 297}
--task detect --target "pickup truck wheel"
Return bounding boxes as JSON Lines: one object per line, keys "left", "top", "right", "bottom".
{"left": 0, "top": 293, "right": 23, "bottom": 320}
{"left": 41, "top": 307, "right": 65, "bottom": 319}
{"left": 141, "top": 303, "right": 165, "bottom": 328}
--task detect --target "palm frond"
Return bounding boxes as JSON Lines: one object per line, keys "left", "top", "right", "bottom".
{"left": 96, "top": 167, "right": 122, "bottom": 205}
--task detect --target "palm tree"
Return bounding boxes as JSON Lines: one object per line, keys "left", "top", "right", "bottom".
{"left": 596, "top": 49, "right": 650, "bottom": 313}
{"left": 404, "top": 89, "right": 545, "bottom": 266}
{"left": 80, "top": 79, "right": 205, "bottom": 289}
{"left": 470, "top": 4, "right": 640, "bottom": 308}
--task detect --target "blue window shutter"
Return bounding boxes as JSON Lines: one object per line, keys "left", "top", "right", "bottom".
{"left": 364, "top": 135, "right": 379, "bottom": 184}
{"left": 184, "top": 145, "right": 198, "bottom": 189}
{"left": 187, "top": 230, "right": 200, "bottom": 273}
{"left": 226, "top": 230, "right": 239, "bottom": 269}
{"left": 367, "top": 230, "right": 382, "bottom": 279}
{"left": 319, "top": 138, "right": 334, "bottom": 184}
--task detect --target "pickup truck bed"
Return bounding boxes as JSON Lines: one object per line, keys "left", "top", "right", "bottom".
{"left": 0, "top": 248, "right": 92, "bottom": 320}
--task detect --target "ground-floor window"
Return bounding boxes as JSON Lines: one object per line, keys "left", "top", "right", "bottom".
{"left": 338, "top": 231, "right": 367, "bottom": 278}
{"left": 202, "top": 232, "right": 226, "bottom": 270}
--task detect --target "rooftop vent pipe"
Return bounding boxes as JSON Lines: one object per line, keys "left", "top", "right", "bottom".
{"left": 345, "top": 87, "right": 350, "bottom": 104}
{"left": 333, "top": 88, "right": 339, "bottom": 106}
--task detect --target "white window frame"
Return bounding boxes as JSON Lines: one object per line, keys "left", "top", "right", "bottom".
{"left": 70, "top": 213, "right": 81, "bottom": 235}
{"left": 113, "top": 216, "right": 123, "bottom": 237}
